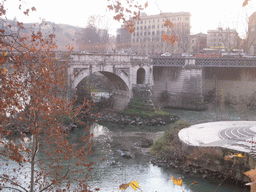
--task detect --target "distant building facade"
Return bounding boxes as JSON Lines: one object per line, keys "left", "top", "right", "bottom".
{"left": 116, "top": 25, "right": 131, "bottom": 51}
{"left": 207, "top": 27, "right": 240, "bottom": 51}
{"left": 190, "top": 33, "right": 207, "bottom": 54}
{"left": 76, "top": 25, "right": 110, "bottom": 52}
{"left": 131, "top": 12, "right": 191, "bottom": 55}
{"left": 247, "top": 12, "right": 256, "bottom": 55}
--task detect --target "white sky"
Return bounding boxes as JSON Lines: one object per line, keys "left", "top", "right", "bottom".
{"left": 3, "top": 0, "right": 256, "bottom": 37}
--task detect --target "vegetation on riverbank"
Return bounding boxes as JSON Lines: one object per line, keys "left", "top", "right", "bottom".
{"left": 150, "top": 120, "right": 190, "bottom": 157}
{"left": 150, "top": 120, "right": 252, "bottom": 190}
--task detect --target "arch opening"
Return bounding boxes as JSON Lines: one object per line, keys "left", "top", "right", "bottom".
{"left": 137, "top": 68, "right": 146, "bottom": 84}
{"left": 74, "top": 71, "right": 130, "bottom": 111}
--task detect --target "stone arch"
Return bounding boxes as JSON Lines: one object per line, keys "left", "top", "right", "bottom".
{"left": 73, "top": 70, "right": 130, "bottom": 110}
{"left": 137, "top": 68, "right": 146, "bottom": 84}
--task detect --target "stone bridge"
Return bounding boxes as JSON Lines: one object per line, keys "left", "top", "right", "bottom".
{"left": 65, "top": 52, "right": 256, "bottom": 111}
{"left": 67, "top": 52, "right": 153, "bottom": 110}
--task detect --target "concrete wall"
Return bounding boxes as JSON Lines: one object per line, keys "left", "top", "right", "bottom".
{"left": 203, "top": 67, "right": 256, "bottom": 103}
{"left": 152, "top": 64, "right": 204, "bottom": 109}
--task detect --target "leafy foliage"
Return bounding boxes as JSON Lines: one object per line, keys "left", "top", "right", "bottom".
{"left": 107, "top": 0, "right": 148, "bottom": 34}
{"left": 0, "top": 1, "right": 96, "bottom": 191}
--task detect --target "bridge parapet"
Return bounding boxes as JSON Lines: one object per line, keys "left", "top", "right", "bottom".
{"left": 152, "top": 57, "right": 256, "bottom": 67}
{"left": 195, "top": 58, "right": 256, "bottom": 67}
{"left": 70, "top": 52, "right": 149, "bottom": 65}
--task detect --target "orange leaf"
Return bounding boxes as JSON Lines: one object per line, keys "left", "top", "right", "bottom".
{"left": 145, "top": 1, "right": 148, "bottom": 8}
{"left": 124, "top": 25, "right": 135, "bottom": 34}
{"left": 162, "top": 34, "right": 168, "bottom": 42}
{"left": 172, "top": 176, "right": 182, "bottom": 186}
{"left": 242, "top": 0, "right": 250, "bottom": 7}
{"left": 170, "top": 34, "right": 178, "bottom": 45}
{"left": 244, "top": 166, "right": 256, "bottom": 181}
{"left": 164, "top": 20, "right": 174, "bottom": 28}
{"left": 119, "top": 183, "right": 129, "bottom": 190}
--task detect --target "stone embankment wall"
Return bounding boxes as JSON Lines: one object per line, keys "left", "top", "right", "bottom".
{"left": 152, "top": 63, "right": 205, "bottom": 110}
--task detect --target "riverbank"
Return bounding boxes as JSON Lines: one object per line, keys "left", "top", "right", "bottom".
{"left": 92, "top": 126, "right": 250, "bottom": 190}
{"left": 94, "top": 108, "right": 179, "bottom": 126}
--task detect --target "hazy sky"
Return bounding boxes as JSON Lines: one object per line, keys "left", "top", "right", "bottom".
{"left": 3, "top": 0, "right": 256, "bottom": 37}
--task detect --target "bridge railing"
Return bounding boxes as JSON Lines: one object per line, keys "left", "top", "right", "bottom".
{"left": 152, "top": 57, "right": 256, "bottom": 67}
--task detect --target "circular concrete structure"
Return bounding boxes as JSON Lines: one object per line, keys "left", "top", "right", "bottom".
{"left": 178, "top": 121, "right": 256, "bottom": 152}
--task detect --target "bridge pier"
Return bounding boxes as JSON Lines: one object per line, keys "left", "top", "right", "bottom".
{"left": 152, "top": 58, "right": 205, "bottom": 110}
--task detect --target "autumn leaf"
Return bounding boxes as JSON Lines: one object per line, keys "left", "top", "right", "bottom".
{"left": 129, "top": 180, "right": 140, "bottom": 191}
{"left": 244, "top": 166, "right": 256, "bottom": 181}
{"left": 172, "top": 176, "right": 182, "bottom": 186}
{"left": 145, "top": 1, "right": 148, "bottom": 8}
{"left": 31, "top": 6, "right": 36, "bottom": 11}
{"left": 242, "top": 0, "right": 250, "bottom": 7}
{"left": 164, "top": 20, "right": 174, "bottom": 28}
{"left": 162, "top": 34, "right": 168, "bottom": 42}
{"left": 124, "top": 25, "right": 135, "bottom": 34}
{"left": 119, "top": 183, "right": 129, "bottom": 190}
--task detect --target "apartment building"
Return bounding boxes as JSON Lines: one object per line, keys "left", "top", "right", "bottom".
{"left": 247, "top": 12, "right": 256, "bottom": 55}
{"left": 207, "top": 27, "right": 239, "bottom": 50}
{"left": 190, "top": 33, "right": 207, "bottom": 54}
{"left": 131, "top": 12, "right": 191, "bottom": 55}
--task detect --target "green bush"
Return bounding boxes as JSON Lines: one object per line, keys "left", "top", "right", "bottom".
{"left": 150, "top": 120, "right": 190, "bottom": 157}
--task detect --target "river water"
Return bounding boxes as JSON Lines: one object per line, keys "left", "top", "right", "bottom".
{"left": 82, "top": 107, "right": 253, "bottom": 192}
{"left": 0, "top": 107, "right": 252, "bottom": 191}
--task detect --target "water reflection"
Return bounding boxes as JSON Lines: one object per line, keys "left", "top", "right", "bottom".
{"left": 90, "top": 123, "right": 111, "bottom": 138}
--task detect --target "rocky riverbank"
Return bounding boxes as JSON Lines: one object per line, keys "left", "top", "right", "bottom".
{"left": 150, "top": 157, "right": 250, "bottom": 189}
{"left": 95, "top": 110, "right": 179, "bottom": 126}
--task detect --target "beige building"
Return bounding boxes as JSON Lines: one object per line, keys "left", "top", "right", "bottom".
{"left": 190, "top": 33, "right": 207, "bottom": 54}
{"left": 247, "top": 12, "right": 256, "bottom": 55}
{"left": 131, "top": 12, "right": 191, "bottom": 55}
{"left": 207, "top": 27, "right": 240, "bottom": 50}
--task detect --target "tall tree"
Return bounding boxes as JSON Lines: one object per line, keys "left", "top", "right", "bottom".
{"left": 0, "top": 0, "right": 146, "bottom": 191}
{"left": 0, "top": 2, "right": 96, "bottom": 192}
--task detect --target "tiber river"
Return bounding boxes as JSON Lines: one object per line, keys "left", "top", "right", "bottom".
{"left": 1, "top": 107, "right": 253, "bottom": 191}
{"left": 81, "top": 107, "right": 253, "bottom": 192}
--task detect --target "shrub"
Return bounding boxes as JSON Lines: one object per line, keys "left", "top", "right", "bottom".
{"left": 150, "top": 120, "right": 190, "bottom": 157}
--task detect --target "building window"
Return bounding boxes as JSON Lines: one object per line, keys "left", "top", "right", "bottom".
{"left": 144, "top": 26, "right": 146, "bottom": 29}
{"left": 152, "top": 31, "right": 155, "bottom": 35}
{"left": 152, "top": 25, "right": 155, "bottom": 29}
{"left": 153, "top": 19, "right": 155, "bottom": 23}
{"left": 137, "top": 27, "right": 139, "bottom": 30}
{"left": 144, "top": 32, "right": 146, "bottom": 36}
{"left": 148, "top": 31, "right": 151, "bottom": 35}
{"left": 140, "top": 26, "right": 143, "bottom": 30}
{"left": 141, "top": 21, "right": 143, "bottom": 24}
{"left": 148, "top": 25, "right": 151, "bottom": 29}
